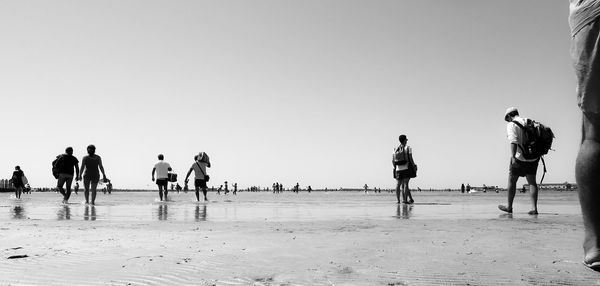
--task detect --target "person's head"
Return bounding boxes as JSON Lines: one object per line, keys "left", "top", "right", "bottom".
{"left": 65, "top": 147, "right": 73, "bottom": 155}
{"left": 398, "top": 134, "right": 408, "bottom": 144}
{"left": 87, "top": 144, "right": 96, "bottom": 155}
{"left": 194, "top": 155, "right": 199, "bottom": 161}
{"left": 15, "top": 166, "right": 20, "bottom": 170}
{"left": 198, "top": 152, "right": 206, "bottom": 162}
{"left": 504, "top": 107, "right": 519, "bottom": 122}
{"left": 158, "top": 154, "right": 164, "bottom": 160}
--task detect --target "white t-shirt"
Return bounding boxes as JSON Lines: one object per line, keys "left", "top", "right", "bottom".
{"left": 190, "top": 161, "right": 208, "bottom": 179}
{"left": 506, "top": 116, "right": 537, "bottom": 162}
{"left": 154, "top": 161, "right": 171, "bottom": 179}
{"left": 394, "top": 145, "right": 412, "bottom": 171}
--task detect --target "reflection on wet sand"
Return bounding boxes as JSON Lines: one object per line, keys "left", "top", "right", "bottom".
{"left": 396, "top": 204, "right": 412, "bottom": 219}
{"left": 157, "top": 204, "right": 168, "bottom": 221}
{"left": 57, "top": 205, "right": 71, "bottom": 220}
{"left": 195, "top": 204, "right": 207, "bottom": 222}
{"left": 12, "top": 205, "right": 25, "bottom": 220}
{"left": 84, "top": 205, "right": 96, "bottom": 221}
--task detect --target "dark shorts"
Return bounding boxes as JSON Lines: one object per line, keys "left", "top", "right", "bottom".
{"left": 57, "top": 173, "right": 74, "bottom": 188}
{"left": 84, "top": 176, "right": 100, "bottom": 185}
{"left": 509, "top": 159, "right": 539, "bottom": 177}
{"left": 156, "top": 178, "right": 168, "bottom": 187}
{"left": 13, "top": 181, "right": 24, "bottom": 188}
{"left": 395, "top": 169, "right": 411, "bottom": 180}
{"left": 572, "top": 18, "right": 600, "bottom": 114}
{"left": 195, "top": 179, "right": 207, "bottom": 189}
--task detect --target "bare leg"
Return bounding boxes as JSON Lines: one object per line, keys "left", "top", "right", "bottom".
{"left": 578, "top": 114, "right": 600, "bottom": 267}
{"left": 202, "top": 188, "right": 208, "bottom": 201}
{"left": 164, "top": 189, "right": 168, "bottom": 201}
{"left": 395, "top": 179, "right": 402, "bottom": 203}
{"left": 84, "top": 180, "right": 90, "bottom": 204}
{"left": 525, "top": 174, "right": 538, "bottom": 214}
{"left": 90, "top": 182, "right": 98, "bottom": 205}
{"left": 499, "top": 173, "right": 518, "bottom": 213}
{"left": 401, "top": 179, "right": 408, "bottom": 203}
{"left": 158, "top": 186, "right": 164, "bottom": 201}
{"left": 195, "top": 187, "right": 200, "bottom": 202}
{"left": 57, "top": 184, "right": 66, "bottom": 199}
{"left": 405, "top": 178, "right": 414, "bottom": 203}
{"left": 64, "top": 181, "right": 72, "bottom": 202}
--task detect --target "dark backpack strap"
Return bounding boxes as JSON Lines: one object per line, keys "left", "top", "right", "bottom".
{"left": 511, "top": 120, "right": 529, "bottom": 156}
{"left": 511, "top": 120, "right": 524, "bottom": 129}
{"left": 539, "top": 156, "right": 547, "bottom": 185}
{"left": 195, "top": 162, "right": 206, "bottom": 176}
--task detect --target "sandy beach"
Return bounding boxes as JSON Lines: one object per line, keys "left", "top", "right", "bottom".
{"left": 0, "top": 191, "right": 598, "bottom": 285}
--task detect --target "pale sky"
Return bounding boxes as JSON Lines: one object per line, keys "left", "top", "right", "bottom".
{"left": 0, "top": 1, "right": 578, "bottom": 190}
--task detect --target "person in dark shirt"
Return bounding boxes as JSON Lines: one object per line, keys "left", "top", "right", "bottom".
{"left": 80, "top": 145, "right": 107, "bottom": 205}
{"left": 11, "top": 166, "right": 25, "bottom": 199}
{"left": 56, "top": 147, "right": 80, "bottom": 203}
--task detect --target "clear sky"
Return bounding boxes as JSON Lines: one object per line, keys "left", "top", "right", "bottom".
{"left": 0, "top": 1, "right": 578, "bottom": 190}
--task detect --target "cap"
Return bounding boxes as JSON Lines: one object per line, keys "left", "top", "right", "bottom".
{"left": 504, "top": 107, "right": 518, "bottom": 122}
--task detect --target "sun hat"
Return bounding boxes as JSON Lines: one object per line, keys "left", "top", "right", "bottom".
{"left": 504, "top": 107, "right": 518, "bottom": 122}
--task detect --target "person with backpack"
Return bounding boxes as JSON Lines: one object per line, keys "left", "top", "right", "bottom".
{"left": 80, "top": 144, "right": 108, "bottom": 205}
{"left": 392, "top": 134, "right": 416, "bottom": 204}
{"left": 570, "top": 0, "right": 600, "bottom": 270}
{"left": 11, "top": 166, "right": 25, "bottom": 199}
{"left": 54, "top": 147, "right": 80, "bottom": 203}
{"left": 499, "top": 107, "right": 541, "bottom": 215}
{"left": 151, "top": 154, "right": 172, "bottom": 201}
{"left": 184, "top": 152, "right": 211, "bottom": 202}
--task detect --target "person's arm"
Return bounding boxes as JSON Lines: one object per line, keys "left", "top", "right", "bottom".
{"left": 185, "top": 168, "right": 193, "bottom": 183}
{"left": 75, "top": 163, "right": 80, "bottom": 181}
{"left": 151, "top": 167, "right": 156, "bottom": 181}
{"left": 507, "top": 122, "right": 519, "bottom": 163}
{"left": 510, "top": 143, "right": 518, "bottom": 163}
{"left": 98, "top": 156, "right": 107, "bottom": 180}
{"left": 408, "top": 147, "right": 415, "bottom": 165}
{"left": 80, "top": 157, "right": 87, "bottom": 179}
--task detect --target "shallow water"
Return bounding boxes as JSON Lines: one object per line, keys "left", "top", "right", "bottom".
{"left": 0, "top": 190, "right": 581, "bottom": 222}
{"left": 0, "top": 191, "right": 593, "bottom": 286}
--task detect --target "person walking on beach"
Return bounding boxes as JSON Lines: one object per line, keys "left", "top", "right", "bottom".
{"left": 392, "top": 135, "right": 415, "bottom": 204}
{"left": 184, "top": 152, "right": 210, "bottom": 202}
{"left": 570, "top": 0, "right": 600, "bottom": 270}
{"left": 152, "top": 154, "right": 172, "bottom": 201}
{"left": 55, "top": 147, "right": 80, "bottom": 203}
{"left": 11, "top": 166, "right": 25, "bottom": 199}
{"left": 498, "top": 108, "right": 539, "bottom": 215}
{"left": 80, "top": 145, "right": 108, "bottom": 205}
{"left": 233, "top": 183, "right": 237, "bottom": 195}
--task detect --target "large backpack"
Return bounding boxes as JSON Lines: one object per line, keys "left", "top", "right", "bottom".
{"left": 512, "top": 119, "right": 554, "bottom": 160}
{"left": 51, "top": 155, "right": 64, "bottom": 179}
{"left": 392, "top": 146, "right": 409, "bottom": 165}
{"left": 512, "top": 119, "right": 555, "bottom": 183}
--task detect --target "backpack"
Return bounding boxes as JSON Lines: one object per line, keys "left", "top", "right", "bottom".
{"left": 512, "top": 119, "right": 555, "bottom": 184}
{"left": 52, "top": 155, "right": 64, "bottom": 179}
{"left": 512, "top": 119, "right": 554, "bottom": 160}
{"left": 393, "top": 146, "right": 409, "bottom": 165}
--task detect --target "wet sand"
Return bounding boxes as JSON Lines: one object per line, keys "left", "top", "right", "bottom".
{"left": 0, "top": 191, "right": 598, "bottom": 285}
